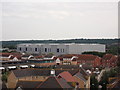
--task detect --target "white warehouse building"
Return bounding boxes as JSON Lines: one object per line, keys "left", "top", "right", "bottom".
{"left": 17, "top": 43, "right": 106, "bottom": 55}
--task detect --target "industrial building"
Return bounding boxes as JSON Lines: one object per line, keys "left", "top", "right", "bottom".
{"left": 17, "top": 43, "right": 105, "bottom": 55}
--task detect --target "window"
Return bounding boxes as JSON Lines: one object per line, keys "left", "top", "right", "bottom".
{"left": 35, "top": 48, "right": 38, "bottom": 51}
{"left": 61, "top": 49, "right": 62, "bottom": 52}
{"left": 57, "top": 48, "right": 59, "bottom": 52}
{"left": 49, "top": 48, "right": 51, "bottom": 52}
{"left": 26, "top": 48, "right": 27, "bottom": 51}
{"left": 45, "top": 48, "right": 47, "bottom": 52}
{"left": 19, "top": 47, "right": 21, "bottom": 51}
{"left": 63, "top": 49, "right": 64, "bottom": 52}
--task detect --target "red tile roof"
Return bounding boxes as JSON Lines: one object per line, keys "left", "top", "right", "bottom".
{"left": 102, "top": 54, "right": 113, "bottom": 60}
{"left": 58, "top": 71, "right": 77, "bottom": 82}
{"left": 36, "top": 62, "right": 55, "bottom": 66}
{"left": 77, "top": 54, "right": 98, "bottom": 61}
{"left": 59, "top": 54, "right": 78, "bottom": 58}
{"left": 0, "top": 53, "right": 22, "bottom": 59}
{"left": 110, "top": 55, "right": 118, "bottom": 62}
{"left": 0, "top": 53, "right": 11, "bottom": 57}
{"left": 34, "top": 56, "right": 43, "bottom": 59}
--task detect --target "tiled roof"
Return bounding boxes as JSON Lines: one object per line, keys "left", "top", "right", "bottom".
{"left": 34, "top": 56, "right": 43, "bottom": 59}
{"left": 0, "top": 53, "right": 22, "bottom": 59}
{"left": 0, "top": 53, "right": 10, "bottom": 57}
{"left": 58, "top": 71, "right": 77, "bottom": 82}
{"left": 76, "top": 54, "right": 98, "bottom": 61}
{"left": 12, "top": 69, "right": 79, "bottom": 78}
{"left": 74, "top": 72, "right": 87, "bottom": 82}
{"left": 110, "top": 56, "right": 118, "bottom": 62}
{"left": 9, "top": 55, "right": 21, "bottom": 59}
{"left": 13, "top": 69, "right": 50, "bottom": 77}
{"left": 81, "top": 64, "right": 93, "bottom": 70}
{"left": 16, "top": 81, "right": 42, "bottom": 89}
{"left": 44, "top": 55, "right": 53, "bottom": 58}
{"left": 60, "top": 54, "right": 76, "bottom": 58}
{"left": 37, "top": 76, "right": 72, "bottom": 88}
{"left": 57, "top": 77, "right": 72, "bottom": 88}
{"left": 55, "top": 65, "right": 79, "bottom": 70}
{"left": 22, "top": 54, "right": 30, "bottom": 57}
{"left": 36, "top": 62, "right": 55, "bottom": 66}
{"left": 79, "top": 67, "right": 89, "bottom": 76}
{"left": 102, "top": 54, "right": 113, "bottom": 60}
{"left": 107, "top": 77, "right": 120, "bottom": 89}
{"left": 58, "top": 54, "right": 79, "bottom": 59}
{"left": 37, "top": 76, "right": 62, "bottom": 88}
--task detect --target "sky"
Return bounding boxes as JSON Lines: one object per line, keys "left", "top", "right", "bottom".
{"left": 1, "top": 0, "right": 119, "bottom": 41}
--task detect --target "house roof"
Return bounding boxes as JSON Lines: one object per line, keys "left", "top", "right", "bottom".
{"left": 9, "top": 55, "right": 21, "bottom": 59}
{"left": 44, "top": 55, "right": 53, "bottom": 58}
{"left": 82, "top": 65, "right": 92, "bottom": 70}
{"left": 76, "top": 54, "right": 98, "bottom": 61}
{"left": 37, "top": 76, "right": 62, "bottom": 88}
{"left": 74, "top": 72, "right": 87, "bottom": 82}
{"left": 59, "top": 54, "right": 77, "bottom": 58}
{"left": 0, "top": 53, "right": 22, "bottom": 59}
{"left": 12, "top": 69, "right": 79, "bottom": 78}
{"left": 57, "top": 77, "right": 72, "bottom": 88}
{"left": 35, "top": 62, "right": 55, "bottom": 66}
{"left": 12, "top": 69, "right": 50, "bottom": 78}
{"left": 34, "top": 56, "right": 43, "bottom": 59}
{"left": 112, "top": 79, "right": 120, "bottom": 88}
{"left": 107, "top": 77, "right": 120, "bottom": 89}
{"left": 16, "top": 81, "right": 42, "bottom": 89}
{"left": 102, "top": 54, "right": 113, "bottom": 60}
{"left": 22, "top": 54, "right": 31, "bottom": 57}
{"left": 58, "top": 71, "right": 77, "bottom": 82}
{"left": 37, "top": 76, "right": 72, "bottom": 88}
{"left": 0, "top": 53, "right": 10, "bottom": 57}
{"left": 55, "top": 65, "right": 79, "bottom": 70}
{"left": 79, "top": 67, "right": 89, "bottom": 76}
{"left": 110, "top": 55, "right": 118, "bottom": 61}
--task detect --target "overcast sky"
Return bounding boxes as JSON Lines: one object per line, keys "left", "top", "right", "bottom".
{"left": 1, "top": 0, "right": 118, "bottom": 41}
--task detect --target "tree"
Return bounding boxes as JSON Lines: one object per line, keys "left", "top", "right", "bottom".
{"left": 99, "top": 71, "right": 108, "bottom": 89}
{"left": 90, "top": 74, "right": 99, "bottom": 90}
{"left": 1, "top": 71, "right": 9, "bottom": 83}
{"left": 82, "top": 51, "right": 106, "bottom": 57}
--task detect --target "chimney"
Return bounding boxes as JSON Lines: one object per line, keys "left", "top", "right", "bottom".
{"left": 50, "top": 69, "right": 55, "bottom": 76}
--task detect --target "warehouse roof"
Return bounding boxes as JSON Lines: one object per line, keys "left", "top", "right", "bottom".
{"left": 18, "top": 43, "right": 105, "bottom": 46}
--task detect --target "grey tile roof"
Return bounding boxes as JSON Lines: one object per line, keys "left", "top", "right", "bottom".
{"left": 74, "top": 72, "right": 87, "bottom": 82}
{"left": 55, "top": 65, "right": 79, "bottom": 69}
{"left": 37, "top": 77, "right": 62, "bottom": 88}
{"left": 57, "top": 78, "right": 72, "bottom": 88}
{"left": 37, "top": 76, "right": 72, "bottom": 88}
{"left": 13, "top": 69, "right": 50, "bottom": 77}
{"left": 12, "top": 69, "right": 79, "bottom": 78}
{"left": 16, "top": 81, "right": 42, "bottom": 88}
